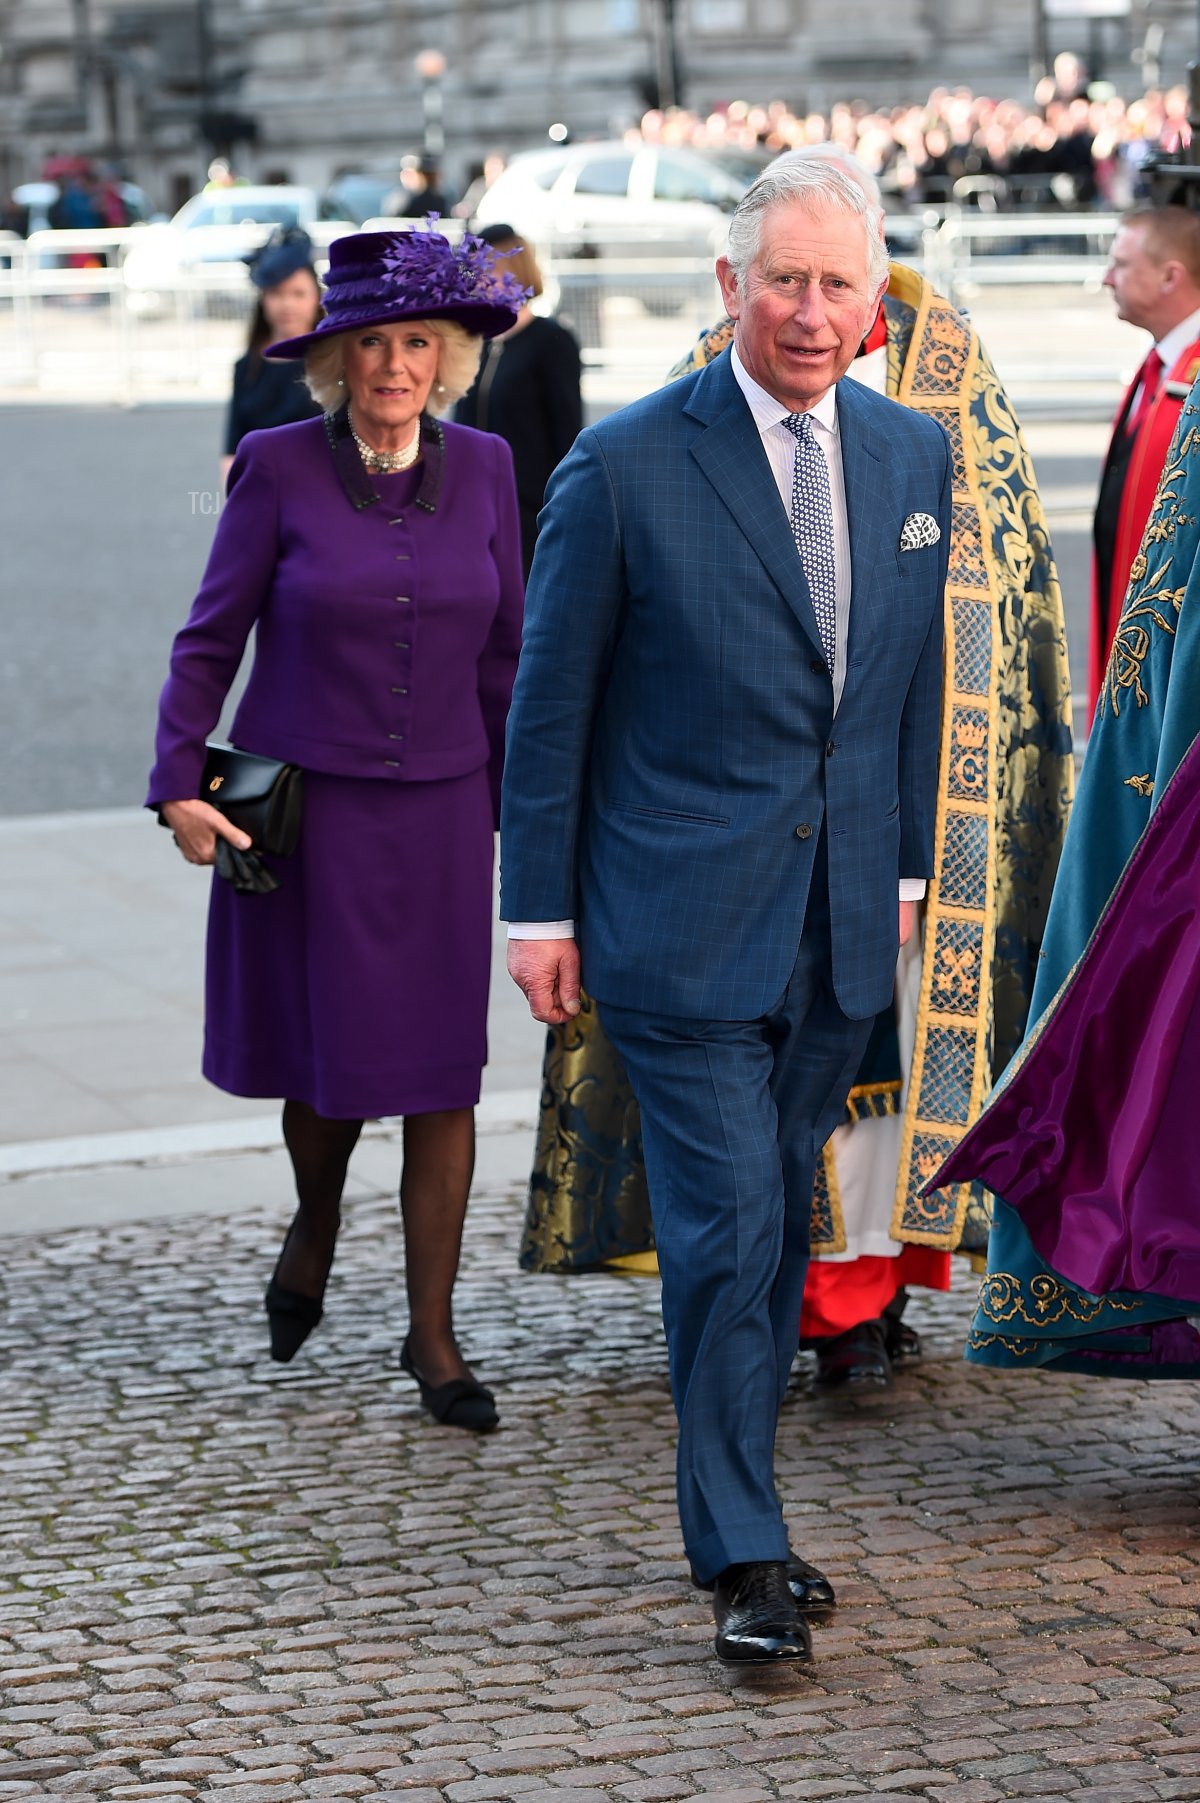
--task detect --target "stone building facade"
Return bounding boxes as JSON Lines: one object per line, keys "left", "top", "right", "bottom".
{"left": 1, "top": 0, "right": 1197, "bottom": 211}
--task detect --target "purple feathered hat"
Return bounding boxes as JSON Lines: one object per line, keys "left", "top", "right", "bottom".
{"left": 263, "top": 222, "right": 527, "bottom": 359}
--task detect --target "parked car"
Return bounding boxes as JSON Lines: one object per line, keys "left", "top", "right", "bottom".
{"left": 473, "top": 141, "right": 750, "bottom": 261}
{"left": 122, "top": 185, "right": 354, "bottom": 314}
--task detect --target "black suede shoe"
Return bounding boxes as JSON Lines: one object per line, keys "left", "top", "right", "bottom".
{"left": 712, "top": 1561, "right": 814, "bottom": 1665}
{"left": 881, "top": 1295, "right": 922, "bottom": 1363}
{"left": 400, "top": 1337, "right": 499, "bottom": 1434}
{"left": 694, "top": 1550, "right": 835, "bottom": 1616}
{"left": 264, "top": 1277, "right": 323, "bottom": 1363}
{"left": 813, "top": 1319, "right": 892, "bottom": 1389}
{"left": 264, "top": 1221, "right": 328, "bottom": 1364}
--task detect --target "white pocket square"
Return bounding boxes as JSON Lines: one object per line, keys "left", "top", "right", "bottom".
{"left": 899, "top": 512, "right": 941, "bottom": 551}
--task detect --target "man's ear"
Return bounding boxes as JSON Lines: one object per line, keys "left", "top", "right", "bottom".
{"left": 1161, "top": 257, "right": 1185, "bottom": 297}
{"left": 716, "top": 256, "right": 741, "bottom": 320}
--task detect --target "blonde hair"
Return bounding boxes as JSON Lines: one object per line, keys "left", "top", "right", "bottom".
{"left": 479, "top": 232, "right": 544, "bottom": 299}
{"left": 304, "top": 317, "right": 485, "bottom": 414}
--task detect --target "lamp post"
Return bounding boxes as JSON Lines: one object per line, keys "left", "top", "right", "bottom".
{"left": 1031, "top": 0, "right": 1051, "bottom": 82}
{"left": 653, "top": 0, "right": 683, "bottom": 110}
{"left": 414, "top": 48, "right": 447, "bottom": 161}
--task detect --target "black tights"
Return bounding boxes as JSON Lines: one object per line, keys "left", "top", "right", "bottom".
{"left": 274, "top": 1098, "right": 476, "bottom": 1386}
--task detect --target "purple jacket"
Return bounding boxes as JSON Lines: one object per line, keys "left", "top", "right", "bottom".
{"left": 147, "top": 411, "right": 524, "bottom": 821}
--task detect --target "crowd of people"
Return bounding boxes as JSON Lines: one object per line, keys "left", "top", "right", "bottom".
{"left": 632, "top": 59, "right": 1192, "bottom": 210}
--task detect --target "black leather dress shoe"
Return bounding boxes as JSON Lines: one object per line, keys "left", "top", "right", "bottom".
{"left": 813, "top": 1319, "right": 892, "bottom": 1389}
{"left": 694, "top": 1550, "right": 835, "bottom": 1615}
{"left": 785, "top": 1552, "right": 836, "bottom": 1613}
{"left": 712, "top": 1561, "right": 814, "bottom": 1665}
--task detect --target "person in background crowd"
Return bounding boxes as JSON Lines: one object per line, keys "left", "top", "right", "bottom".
{"left": 455, "top": 152, "right": 509, "bottom": 225}
{"left": 204, "top": 158, "right": 249, "bottom": 191}
{"left": 1090, "top": 205, "right": 1200, "bottom": 713}
{"left": 455, "top": 225, "right": 582, "bottom": 577}
{"left": 221, "top": 226, "right": 324, "bottom": 482}
{"left": 0, "top": 193, "right": 29, "bottom": 237}
{"left": 519, "top": 146, "right": 1074, "bottom": 1393}
{"left": 47, "top": 170, "right": 101, "bottom": 230}
{"left": 148, "top": 227, "right": 526, "bottom": 1432}
{"left": 387, "top": 156, "right": 454, "bottom": 220}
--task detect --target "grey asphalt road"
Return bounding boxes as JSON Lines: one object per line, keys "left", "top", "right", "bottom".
{"left": 1, "top": 399, "right": 1105, "bottom": 818}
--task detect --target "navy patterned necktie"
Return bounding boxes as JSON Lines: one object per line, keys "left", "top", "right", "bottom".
{"left": 783, "top": 411, "right": 838, "bottom": 671}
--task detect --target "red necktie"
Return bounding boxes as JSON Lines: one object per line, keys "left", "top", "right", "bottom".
{"left": 1125, "top": 347, "right": 1163, "bottom": 439}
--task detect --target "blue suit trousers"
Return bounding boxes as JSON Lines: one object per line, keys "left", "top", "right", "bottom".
{"left": 599, "top": 845, "right": 872, "bottom": 1583}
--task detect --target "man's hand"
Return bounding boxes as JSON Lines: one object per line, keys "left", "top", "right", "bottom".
{"left": 160, "top": 797, "right": 252, "bottom": 866}
{"left": 507, "top": 938, "right": 582, "bottom": 1025}
{"left": 899, "top": 900, "right": 917, "bottom": 947}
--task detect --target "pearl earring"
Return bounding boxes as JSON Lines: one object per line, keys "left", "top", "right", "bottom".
{"left": 336, "top": 377, "right": 345, "bottom": 387}
{"left": 435, "top": 381, "right": 446, "bottom": 396}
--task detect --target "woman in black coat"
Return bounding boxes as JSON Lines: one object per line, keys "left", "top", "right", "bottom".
{"left": 221, "top": 226, "right": 323, "bottom": 481}
{"left": 455, "top": 226, "right": 582, "bottom": 576}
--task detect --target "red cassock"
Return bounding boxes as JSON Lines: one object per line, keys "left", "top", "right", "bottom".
{"left": 1089, "top": 338, "right": 1200, "bottom": 716}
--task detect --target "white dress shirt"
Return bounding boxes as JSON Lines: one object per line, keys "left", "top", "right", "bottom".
{"left": 1144, "top": 305, "right": 1200, "bottom": 404}
{"left": 508, "top": 344, "right": 925, "bottom": 941}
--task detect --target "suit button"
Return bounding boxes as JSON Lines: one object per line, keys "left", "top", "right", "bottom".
{"left": 826, "top": 741, "right": 835, "bottom": 758}
{"left": 795, "top": 823, "right": 812, "bottom": 840}
{"left": 810, "top": 659, "right": 825, "bottom": 674}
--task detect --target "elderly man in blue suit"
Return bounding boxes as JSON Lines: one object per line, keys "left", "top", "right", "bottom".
{"left": 501, "top": 159, "right": 951, "bottom": 1665}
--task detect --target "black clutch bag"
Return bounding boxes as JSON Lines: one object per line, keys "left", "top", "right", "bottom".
{"left": 201, "top": 744, "right": 303, "bottom": 894}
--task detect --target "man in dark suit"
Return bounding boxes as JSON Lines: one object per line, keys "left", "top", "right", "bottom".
{"left": 501, "top": 160, "right": 951, "bottom": 1665}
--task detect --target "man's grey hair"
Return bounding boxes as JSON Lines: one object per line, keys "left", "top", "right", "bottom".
{"left": 774, "top": 143, "right": 883, "bottom": 210}
{"left": 724, "top": 153, "right": 889, "bottom": 294}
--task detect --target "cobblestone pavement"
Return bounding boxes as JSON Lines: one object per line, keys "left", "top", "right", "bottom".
{"left": 3, "top": 1174, "right": 1200, "bottom": 1803}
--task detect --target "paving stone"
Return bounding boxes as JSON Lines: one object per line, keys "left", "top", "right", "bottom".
{"left": 2, "top": 1191, "right": 1200, "bottom": 1798}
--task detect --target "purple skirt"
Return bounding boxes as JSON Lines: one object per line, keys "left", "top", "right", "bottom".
{"left": 203, "top": 766, "right": 494, "bottom": 1119}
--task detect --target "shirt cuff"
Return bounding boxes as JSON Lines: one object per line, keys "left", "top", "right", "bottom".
{"left": 898, "top": 879, "right": 927, "bottom": 903}
{"left": 506, "top": 920, "right": 576, "bottom": 939}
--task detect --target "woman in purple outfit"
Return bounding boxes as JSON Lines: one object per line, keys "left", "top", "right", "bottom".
{"left": 147, "top": 228, "right": 527, "bottom": 1431}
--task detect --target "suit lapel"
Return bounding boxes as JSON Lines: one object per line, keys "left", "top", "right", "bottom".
{"left": 686, "top": 355, "right": 825, "bottom": 655}
{"left": 835, "top": 377, "right": 888, "bottom": 684}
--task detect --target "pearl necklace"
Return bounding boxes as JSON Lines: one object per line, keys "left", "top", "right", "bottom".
{"left": 349, "top": 411, "right": 422, "bottom": 473}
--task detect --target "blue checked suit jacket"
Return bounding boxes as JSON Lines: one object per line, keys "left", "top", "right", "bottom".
{"left": 500, "top": 347, "right": 951, "bottom": 1021}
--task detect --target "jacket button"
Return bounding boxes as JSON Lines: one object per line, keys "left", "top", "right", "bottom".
{"left": 826, "top": 741, "right": 835, "bottom": 758}
{"left": 795, "top": 823, "right": 812, "bottom": 840}
{"left": 396, "top": 595, "right": 411, "bottom": 604}
{"left": 810, "top": 659, "right": 825, "bottom": 674}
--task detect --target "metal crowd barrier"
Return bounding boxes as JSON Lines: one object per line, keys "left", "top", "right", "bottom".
{"left": 0, "top": 228, "right": 261, "bottom": 398}
{"left": 0, "top": 214, "right": 1126, "bottom": 401}
{"left": 915, "top": 208, "right": 1121, "bottom": 298}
